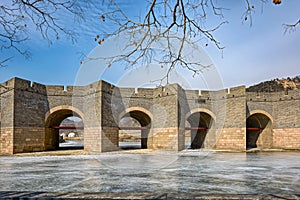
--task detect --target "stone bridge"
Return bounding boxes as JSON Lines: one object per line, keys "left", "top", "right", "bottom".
{"left": 0, "top": 77, "right": 299, "bottom": 154}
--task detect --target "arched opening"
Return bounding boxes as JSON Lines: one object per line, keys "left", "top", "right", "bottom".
{"left": 45, "top": 108, "right": 84, "bottom": 151}
{"left": 185, "top": 112, "right": 214, "bottom": 149}
{"left": 246, "top": 113, "right": 272, "bottom": 149}
{"left": 59, "top": 116, "right": 84, "bottom": 149}
{"left": 119, "top": 110, "right": 151, "bottom": 150}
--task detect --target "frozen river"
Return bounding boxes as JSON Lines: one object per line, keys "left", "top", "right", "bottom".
{"left": 0, "top": 152, "right": 299, "bottom": 194}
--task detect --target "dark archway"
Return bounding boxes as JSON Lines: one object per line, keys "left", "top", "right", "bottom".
{"left": 119, "top": 110, "right": 151, "bottom": 150}
{"left": 45, "top": 109, "right": 84, "bottom": 151}
{"left": 246, "top": 113, "right": 272, "bottom": 149}
{"left": 186, "top": 112, "right": 213, "bottom": 149}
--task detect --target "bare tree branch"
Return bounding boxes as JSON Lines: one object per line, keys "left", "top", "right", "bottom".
{"left": 0, "top": 57, "right": 13, "bottom": 68}
{"left": 283, "top": 19, "right": 300, "bottom": 34}
{"left": 242, "top": 0, "right": 269, "bottom": 26}
{"left": 83, "top": 0, "right": 298, "bottom": 85}
{"left": 0, "top": 0, "right": 85, "bottom": 65}
{"left": 89, "top": 0, "right": 229, "bottom": 84}
{"left": 1, "top": 0, "right": 298, "bottom": 84}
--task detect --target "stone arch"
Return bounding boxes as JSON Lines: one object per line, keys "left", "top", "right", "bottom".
{"left": 246, "top": 110, "right": 273, "bottom": 149}
{"left": 185, "top": 108, "right": 216, "bottom": 149}
{"left": 118, "top": 107, "right": 152, "bottom": 149}
{"left": 248, "top": 110, "right": 274, "bottom": 124}
{"left": 45, "top": 105, "right": 85, "bottom": 150}
{"left": 185, "top": 108, "right": 216, "bottom": 122}
{"left": 119, "top": 107, "right": 153, "bottom": 124}
{"left": 45, "top": 105, "right": 85, "bottom": 124}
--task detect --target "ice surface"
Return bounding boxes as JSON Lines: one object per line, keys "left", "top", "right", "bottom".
{"left": 0, "top": 152, "right": 299, "bottom": 194}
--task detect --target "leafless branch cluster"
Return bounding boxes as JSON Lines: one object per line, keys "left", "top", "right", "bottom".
{"left": 0, "top": 0, "right": 84, "bottom": 67}
{"left": 283, "top": 19, "right": 300, "bottom": 34}
{"left": 1, "top": 0, "right": 298, "bottom": 79}
{"left": 242, "top": 0, "right": 268, "bottom": 26}
{"left": 94, "top": 0, "right": 299, "bottom": 84}
{"left": 244, "top": 0, "right": 299, "bottom": 32}
{"left": 0, "top": 57, "right": 12, "bottom": 68}
{"left": 92, "top": 0, "right": 229, "bottom": 83}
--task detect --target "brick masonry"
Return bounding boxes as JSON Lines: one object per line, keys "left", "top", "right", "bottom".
{"left": 0, "top": 77, "right": 299, "bottom": 154}
{"left": 273, "top": 128, "right": 300, "bottom": 149}
{"left": 215, "top": 128, "right": 246, "bottom": 150}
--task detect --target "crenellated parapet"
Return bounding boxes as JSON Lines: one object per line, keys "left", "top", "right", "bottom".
{"left": 183, "top": 85, "right": 246, "bottom": 101}
{"left": 1, "top": 77, "right": 249, "bottom": 101}
{"left": 3, "top": 77, "right": 299, "bottom": 103}
{"left": 246, "top": 89, "right": 299, "bottom": 102}
{"left": 0, "top": 78, "right": 113, "bottom": 97}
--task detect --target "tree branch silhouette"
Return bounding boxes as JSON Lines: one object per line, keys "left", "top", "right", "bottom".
{"left": 87, "top": 0, "right": 298, "bottom": 84}
{"left": 89, "top": 0, "right": 229, "bottom": 84}
{"left": 283, "top": 19, "right": 300, "bottom": 34}
{"left": 0, "top": 0, "right": 85, "bottom": 67}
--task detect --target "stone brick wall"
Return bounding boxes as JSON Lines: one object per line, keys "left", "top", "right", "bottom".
{"left": 152, "top": 84, "right": 182, "bottom": 150}
{"left": 151, "top": 127, "right": 179, "bottom": 151}
{"left": 101, "top": 127, "right": 119, "bottom": 152}
{"left": 215, "top": 128, "right": 246, "bottom": 150}
{"left": 179, "top": 86, "right": 246, "bottom": 151}
{"left": 246, "top": 89, "right": 300, "bottom": 149}
{"left": 0, "top": 127, "right": 13, "bottom": 154}
{"left": 13, "top": 80, "right": 49, "bottom": 153}
{"left": 273, "top": 128, "right": 300, "bottom": 149}
{"left": 0, "top": 77, "right": 299, "bottom": 154}
{"left": 217, "top": 86, "right": 246, "bottom": 151}
{"left": 84, "top": 127, "right": 102, "bottom": 152}
{"left": 0, "top": 80, "right": 14, "bottom": 154}
{"left": 13, "top": 127, "right": 45, "bottom": 153}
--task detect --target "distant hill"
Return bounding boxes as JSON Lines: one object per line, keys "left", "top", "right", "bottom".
{"left": 59, "top": 118, "right": 84, "bottom": 137}
{"left": 60, "top": 118, "right": 83, "bottom": 127}
{"left": 246, "top": 75, "right": 300, "bottom": 92}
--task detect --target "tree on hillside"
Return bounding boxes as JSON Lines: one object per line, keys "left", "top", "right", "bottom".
{"left": 0, "top": 0, "right": 299, "bottom": 80}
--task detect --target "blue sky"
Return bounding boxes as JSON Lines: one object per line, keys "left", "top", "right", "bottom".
{"left": 0, "top": 0, "right": 299, "bottom": 89}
